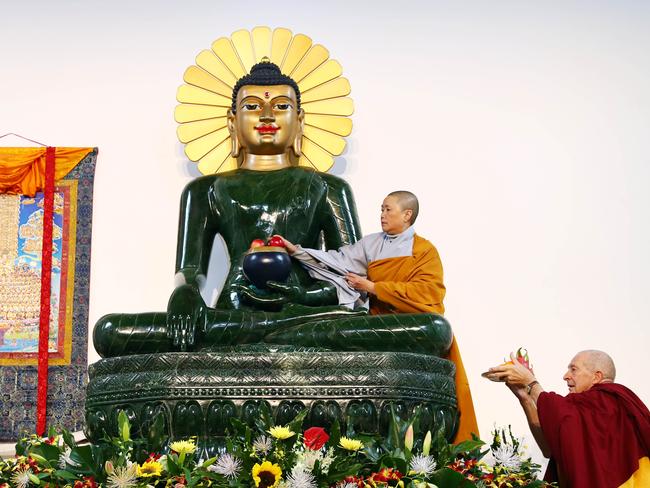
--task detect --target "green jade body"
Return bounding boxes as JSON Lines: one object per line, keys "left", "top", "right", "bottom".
{"left": 94, "top": 167, "right": 452, "bottom": 358}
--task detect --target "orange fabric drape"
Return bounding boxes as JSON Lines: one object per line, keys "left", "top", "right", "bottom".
{"left": 0, "top": 147, "right": 93, "bottom": 196}
{"left": 447, "top": 336, "right": 480, "bottom": 443}
{"left": 368, "top": 234, "right": 480, "bottom": 443}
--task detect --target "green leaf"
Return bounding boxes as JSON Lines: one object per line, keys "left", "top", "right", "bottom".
{"left": 429, "top": 467, "right": 467, "bottom": 487}
{"left": 26, "top": 452, "right": 50, "bottom": 467}
{"left": 35, "top": 443, "right": 62, "bottom": 463}
{"left": 54, "top": 469, "right": 82, "bottom": 481}
{"left": 452, "top": 439, "right": 485, "bottom": 455}
{"left": 328, "top": 418, "right": 341, "bottom": 448}
{"left": 325, "top": 462, "right": 364, "bottom": 483}
{"left": 146, "top": 413, "right": 167, "bottom": 453}
{"left": 381, "top": 455, "right": 408, "bottom": 474}
{"left": 69, "top": 446, "right": 99, "bottom": 477}
{"left": 183, "top": 467, "right": 193, "bottom": 485}
{"left": 62, "top": 429, "right": 77, "bottom": 448}
{"left": 287, "top": 409, "right": 308, "bottom": 435}
{"left": 15, "top": 438, "right": 28, "bottom": 457}
{"left": 118, "top": 410, "right": 131, "bottom": 442}
{"left": 28, "top": 473, "right": 41, "bottom": 484}
{"left": 166, "top": 452, "right": 182, "bottom": 476}
{"left": 386, "top": 405, "right": 402, "bottom": 451}
{"left": 201, "top": 456, "right": 218, "bottom": 468}
{"left": 363, "top": 442, "right": 382, "bottom": 463}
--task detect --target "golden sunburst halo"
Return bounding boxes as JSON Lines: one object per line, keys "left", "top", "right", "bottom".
{"left": 175, "top": 26, "right": 354, "bottom": 175}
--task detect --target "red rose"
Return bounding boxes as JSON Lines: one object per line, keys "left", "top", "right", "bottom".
{"left": 303, "top": 426, "right": 329, "bottom": 450}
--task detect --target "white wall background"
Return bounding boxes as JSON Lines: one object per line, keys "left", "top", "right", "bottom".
{"left": 2, "top": 0, "right": 649, "bottom": 467}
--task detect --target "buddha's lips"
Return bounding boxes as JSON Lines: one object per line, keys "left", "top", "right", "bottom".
{"left": 256, "top": 125, "right": 280, "bottom": 134}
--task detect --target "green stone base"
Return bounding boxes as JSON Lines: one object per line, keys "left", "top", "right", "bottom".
{"left": 85, "top": 350, "right": 458, "bottom": 450}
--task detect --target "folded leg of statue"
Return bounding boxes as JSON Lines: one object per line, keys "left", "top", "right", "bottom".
{"left": 264, "top": 313, "right": 453, "bottom": 356}
{"left": 93, "top": 305, "right": 368, "bottom": 358}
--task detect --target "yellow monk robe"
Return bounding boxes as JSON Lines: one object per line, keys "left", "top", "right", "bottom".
{"left": 367, "top": 234, "right": 479, "bottom": 443}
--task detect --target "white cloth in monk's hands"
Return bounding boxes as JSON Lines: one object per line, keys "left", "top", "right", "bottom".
{"left": 292, "top": 227, "right": 415, "bottom": 309}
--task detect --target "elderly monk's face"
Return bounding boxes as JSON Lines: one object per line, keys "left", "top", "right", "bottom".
{"left": 234, "top": 84, "right": 301, "bottom": 155}
{"left": 562, "top": 353, "right": 598, "bottom": 393}
{"left": 381, "top": 196, "right": 411, "bottom": 235}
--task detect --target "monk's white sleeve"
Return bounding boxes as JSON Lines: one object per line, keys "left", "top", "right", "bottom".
{"left": 292, "top": 242, "right": 369, "bottom": 309}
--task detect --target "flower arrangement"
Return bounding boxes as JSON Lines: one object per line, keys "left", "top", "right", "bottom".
{"left": 0, "top": 409, "right": 553, "bottom": 488}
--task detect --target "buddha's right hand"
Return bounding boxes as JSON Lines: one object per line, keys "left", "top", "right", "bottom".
{"left": 166, "top": 284, "right": 207, "bottom": 351}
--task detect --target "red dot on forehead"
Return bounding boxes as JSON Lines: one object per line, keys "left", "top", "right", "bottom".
{"left": 264, "top": 91, "right": 270, "bottom": 98}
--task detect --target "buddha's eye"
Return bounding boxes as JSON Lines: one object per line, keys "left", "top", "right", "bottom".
{"left": 274, "top": 103, "right": 291, "bottom": 110}
{"left": 243, "top": 103, "right": 260, "bottom": 111}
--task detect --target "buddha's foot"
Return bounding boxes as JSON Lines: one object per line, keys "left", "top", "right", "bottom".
{"left": 264, "top": 312, "right": 453, "bottom": 357}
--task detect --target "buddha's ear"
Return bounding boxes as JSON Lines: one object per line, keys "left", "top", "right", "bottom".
{"left": 292, "top": 108, "right": 305, "bottom": 158}
{"left": 227, "top": 109, "right": 240, "bottom": 158}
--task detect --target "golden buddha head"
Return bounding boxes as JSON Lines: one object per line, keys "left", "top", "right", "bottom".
{"left": 228, "top": 61, "right": 305, "bottom": 164}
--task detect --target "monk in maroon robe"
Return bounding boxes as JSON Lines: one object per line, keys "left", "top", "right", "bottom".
{"left": 486, "top": 349, "right": 650, "bottom": 487}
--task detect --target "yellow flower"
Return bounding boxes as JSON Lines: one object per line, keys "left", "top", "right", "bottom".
{"left": 170, "top": 439, "right": 197, "bottom": 455}
{"left": 339, "top": 436, "right": 364, "bottom": 451}
{"left": 268, "top": 425, "right": 295, "bottom": 440}
{"left": 252, "top": 461, "right": 282, "bottom": 488}
{"left": 137, "top": 460, "right": 163, "bottom": 477}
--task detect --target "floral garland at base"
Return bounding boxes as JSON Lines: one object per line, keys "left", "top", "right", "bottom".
{"left": 0, "top": 410, "right": 554, "bottom": 488}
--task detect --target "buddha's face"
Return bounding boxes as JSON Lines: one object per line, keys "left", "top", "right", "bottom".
{"left": 231, "top": 84, "right": 303, "bottom": 156}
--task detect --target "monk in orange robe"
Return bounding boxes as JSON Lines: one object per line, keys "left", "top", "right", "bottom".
{"left": 278, "top": 190, "right": 478, "bottom": 443}
{"left": 366, "top": 230, "right": 478, "bottom": 443}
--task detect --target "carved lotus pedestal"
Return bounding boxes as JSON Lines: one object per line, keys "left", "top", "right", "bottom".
{"left": 85, "top": 348, "right": 458, "bottom": 452}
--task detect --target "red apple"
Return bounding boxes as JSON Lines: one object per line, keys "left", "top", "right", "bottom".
{"left": 267, "top": 235, "right": 285, "bottom": 248}
{"left": 249, "top": 238, "right": 265, "bottom": 249}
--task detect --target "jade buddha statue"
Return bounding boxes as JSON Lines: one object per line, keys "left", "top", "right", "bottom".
{"left": 93, "top": 61, "right": 452, "bottom": 359}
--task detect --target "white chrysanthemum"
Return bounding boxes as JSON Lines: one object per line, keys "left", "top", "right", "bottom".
{"left": 59, "top": 447, "right": 80, "bottom": 469}
{"left": 295, "top": 449, "right": 323, "bottom": 472}
{"left": 409, "top": 454, "right": 437, "bottom": 475}
{"left": 208, "top": 453, "right": 242, "bottom": 479}
{"left": 253, "top": 435, "right": 272, "bottom": 455}
{"left": 320, "top": 448, "right": 335, "bottom": 473}
{"left": 286, "top": 466, "right": 317, "bottom": 488}
{"left": 107, "top": 464, "right": 138, "bottom": 488}
{"left": 492, "top": 443, "right": 522, "bottom": 470}
{"left": 11, "top": 466, "right": 32, "bottom": 488}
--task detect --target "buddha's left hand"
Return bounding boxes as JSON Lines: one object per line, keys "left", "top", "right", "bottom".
{"left": 236, "top": 281, "right": 307, "bottom": 307}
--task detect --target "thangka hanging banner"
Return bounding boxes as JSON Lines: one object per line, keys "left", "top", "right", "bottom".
{"left": 0, "top": 147, "right": 97, "bottom": 440}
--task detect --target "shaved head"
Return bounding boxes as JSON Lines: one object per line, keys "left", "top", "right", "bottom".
{"left": 387, "top": 190, "right": 419, "bottom": 225}
{"left": 576, "top": 350, "right": 616, "bottom": 381}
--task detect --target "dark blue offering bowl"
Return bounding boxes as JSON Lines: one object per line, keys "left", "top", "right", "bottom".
{"left": 242, "top": 246, "right": 292, "bottom": 288}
